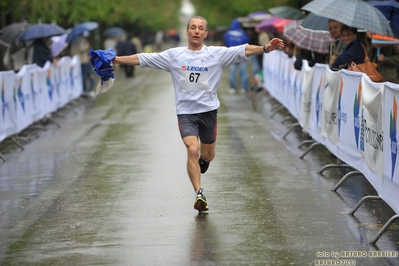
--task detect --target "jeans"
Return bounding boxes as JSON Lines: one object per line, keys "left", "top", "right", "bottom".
{"left": 229, "top": 61, "right": 248, "bottom": 90}
{"left": 249, "top": 55, "right": 260, "bottom": 76}
{"left": 81, "top": 62, "right": 95, "bottom": 92}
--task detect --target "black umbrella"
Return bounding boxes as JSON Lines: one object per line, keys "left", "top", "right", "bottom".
{"left": 0, "top": 21, "right": 31, "bottom": 49}
{"left": 103, "top": 27, "right": 126, "bottom": 38}
{"left": 17, "top": 23, "right": 66, "bottom": 42}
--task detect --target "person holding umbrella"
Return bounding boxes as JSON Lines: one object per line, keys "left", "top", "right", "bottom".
{"left": 32, "top": 37, "right": 57, "bottom": 67}
{"left": 331, "top": 25, "right": 365, "bottom": 70}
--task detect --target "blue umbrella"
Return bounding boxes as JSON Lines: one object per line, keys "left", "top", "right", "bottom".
{"left": 17, "top": 23, "right": 66, "bottom": 42}
{"left": 66, "top": 21, "right": 99, "bottom": 43}
{"left": 103, "top": 27, "right": 126, "bottom": 38}
{"left": 367, "top": 0, "right": 399, "bottom": 36}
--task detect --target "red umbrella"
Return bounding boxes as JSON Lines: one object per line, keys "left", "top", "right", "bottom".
{"left": 256, "top": 17, "right": 287, "bottom": 32}
{"left": 273, "top": 18, "right": 293, "bottom": 32}
{"left": 371, "top": 33, "right": 399, "bottom": 47}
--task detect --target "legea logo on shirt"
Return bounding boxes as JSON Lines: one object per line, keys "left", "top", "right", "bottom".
{"left": 181, "top": 65, "right": 208, "bottom": 72}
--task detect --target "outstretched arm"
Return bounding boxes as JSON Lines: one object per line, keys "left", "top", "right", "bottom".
{"left": 245, "top": 38, "right": 284, "bottom": 57}
{"left": 113, "top": 54, "right": 140, "bottom": 65}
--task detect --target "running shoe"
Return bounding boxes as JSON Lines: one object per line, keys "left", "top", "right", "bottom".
{"left": 198, "top": 157, "right": 210, "bottom": 174}
{"left": 194, "top": 188, "right": 209, "bottom": 212}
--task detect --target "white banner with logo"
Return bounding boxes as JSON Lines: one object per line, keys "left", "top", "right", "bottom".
{"left": 0, "top": 71, "right": 17, "bottom": 142}
{"left": 310, "top": 64, "right": 327, "bottom": 144}
{"left": 336, "top": 70, "right": 364, "bottom": 171}
{"left": 261, "top": 51, "right": 399, "bottom": 215}
{"left": 382, "top": 82, "right": 399, "bottom": 213}
{"left": 300, "top": 61, "right": 314, "bottom": 132}
{"left": 0, "top": 56, "right": 83, "bottom": 142}
{"left": 359, "top": 76, "right": 385, "bottom": 182}
{"left": 321, "top": 68, "right": 340, "bottom": 154}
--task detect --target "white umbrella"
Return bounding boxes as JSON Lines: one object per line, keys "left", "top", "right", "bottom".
{"left": 301, "top": 0, "right": 393, "bottom": 36}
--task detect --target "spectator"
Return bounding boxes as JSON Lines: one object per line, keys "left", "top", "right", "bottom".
{"left": 70, "top": 35, "right": 95, "bottom": 94}
{"left": 116, "top": 35, "right": 137, "bottom": 77}
{"left": 327, "top": 20, "right": 345, "bottom": 67}
{"left": 32, "top": 37, "right": 57, "bottom": 67}
{"left": 331, "top": 26, "right": 364, "bottom": 70}
{"left": 376, "top": 44, "right": 399, "bottom": 84}
{"left": 224, "top": 18, "right": 250, "bottom": 94}
{"left": 256, "top": 29, "right": 271, "bottom": 70}
{"left": 294, "top": 47, "right": 327, "bottom": 70}
{"left": 246, "top": 27, "right": 261, "bottom": 77}
{"left": 154, "top": 30, "right": 164, "bottom": 52}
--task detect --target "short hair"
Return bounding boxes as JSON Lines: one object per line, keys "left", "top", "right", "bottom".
{"left": 341, "top": 25, "right": 358, "bottom": 35}
{"left": 187, "top": 16, "right": 208, "bottom": 31}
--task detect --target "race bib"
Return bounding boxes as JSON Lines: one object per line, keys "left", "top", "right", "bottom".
{"left": 180, "top": 64, "right": 210, "bottom": 91}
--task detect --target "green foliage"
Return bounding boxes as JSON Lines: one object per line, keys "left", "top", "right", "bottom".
{"left": 1, "top": 0, "right": 313, "bottom": 32}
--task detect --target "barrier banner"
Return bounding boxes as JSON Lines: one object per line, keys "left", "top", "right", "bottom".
{"left": 70, "top": 55, "right": 83, "bottom": 101}
{"left": 382, "top": 82, "right": 399, "bottom": 213}
{"left": 288, "top": 59, "right": 301, "bottom": 121}
{"left": 0, "top": 71, "right": 17, "bottom": 142}
{"left": 321, "top": 68, "right": 340, "bottom": 152}
{"left": 15, "top": 65, "right": 35, "bottom": 133}
{"left": 274, "top": 52, "right": 289, "bottom": 105}
{"left": 38, "top": 61, "right": 56, "bottom": 115}
{"left": 336, "top": 70, "right": 364, "bottom": 170}
{"left": 56, "top": 57, "right": 71, "bottom": 108}
{"left": 310, "top": 64, "right": 327, "bottom": 144}
{"left": 263, "top": 51, "right": 278, "bottom": 97}
{"left": 300, "top": 61, "right": 314, "bottom": 132}
{"left": 359, "top": 76, "right": 384, "bottom": 179}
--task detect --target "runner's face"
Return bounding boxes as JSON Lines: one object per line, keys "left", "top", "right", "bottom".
{"left": 187, "top": 18, "right": 208, "bottom": 48}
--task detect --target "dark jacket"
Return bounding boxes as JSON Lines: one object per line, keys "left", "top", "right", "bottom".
{"left": 332, "top": 38, "right": 365, "bottom": 70}
{"left": 377, "top": 45, "right": 399, "bottom": 84}
{"left": 32, "top": 39, "right": 53, "bottom": 67}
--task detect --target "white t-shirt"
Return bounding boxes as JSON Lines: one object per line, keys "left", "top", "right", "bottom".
{"left": 137, "top": 44, "right": 248, "bottom": 115}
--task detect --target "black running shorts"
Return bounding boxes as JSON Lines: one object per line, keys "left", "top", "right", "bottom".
{"left": 177, "top": 109, "right": 218, "bottom": 144}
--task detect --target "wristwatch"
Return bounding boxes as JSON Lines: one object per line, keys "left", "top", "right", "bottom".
{"left": 263, "top": 45, "right": 270, "bottom": 53}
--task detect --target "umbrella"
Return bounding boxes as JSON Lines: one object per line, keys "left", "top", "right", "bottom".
{"left": 283, "top": 20, "right": 333, "bottom": 54}
{"left": 367, "top": 0, "right": 399, "bottom": 36}
{"left": 256, "top": 17, "right": 289, "bottom": 32}
{"left": 17, "top": 23, "right": 66, "bottom": 42}
{"left": 300, "top": 13, "right": 330, "bottom": 32}
{"left": 51, "top": 33, "right": 68, "bottom": 57}
{"left": 301, "top": 0, "right": 394, "bottom": 36}
{"left": 371, "top": 33, "right": 399, "bottom": 47}
{"left": 237, "top": 17, "right": 259, "bottom": 28}
{"left": 273, "top": 18, "right": 293, "bottom": 32}
{"left": 103, "top": 27, "right": 126, "bottom": 38}
{"left": 268, "top": 6, "right": 305, "bottom": 20}
{"left": 0, "top": 21, "right": 31, "bottom": 49}
{"left": 247, "top": 11, "right": 273, "bottom": 21}
{"left": 66, "top": 21, "right": 99, "bottom": 43}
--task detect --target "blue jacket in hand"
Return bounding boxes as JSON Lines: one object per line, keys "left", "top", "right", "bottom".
{"left": 89, "top": 48, "right": 116, "bottom": 83}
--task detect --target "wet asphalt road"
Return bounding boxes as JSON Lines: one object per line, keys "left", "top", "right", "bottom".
{"left": 0, "top": 64, "right": 399, "bottom": 266}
